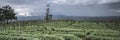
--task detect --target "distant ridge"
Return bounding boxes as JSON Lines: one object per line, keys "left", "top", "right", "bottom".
{"left": 17, "top": 15, "right": 120, "bottom": 21}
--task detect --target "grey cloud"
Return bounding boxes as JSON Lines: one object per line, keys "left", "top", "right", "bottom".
{"left": 107, "top": 2, "right": 120, "bottom": 10}
{"left": 0, "top": 0, "right": 120, "bottom": 16}
{"left": 50, "top": 4, "right": 120, "bottom": 16}
{"left": 48, "top": 0, "right": 120, "bottom": 5}
{"left": 1, "top": 0, "right": 37, "bottom": 5}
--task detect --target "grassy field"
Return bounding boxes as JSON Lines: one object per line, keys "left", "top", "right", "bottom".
{"left": 0, "top": 21, "right": 120, "bottom": 40}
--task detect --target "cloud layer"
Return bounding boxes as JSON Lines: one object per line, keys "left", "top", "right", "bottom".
{"left": 48, "top": 0, "right": 120, "bottom": 5}
{"left": 0, "top": 0, "right": 120, "bottom": 16}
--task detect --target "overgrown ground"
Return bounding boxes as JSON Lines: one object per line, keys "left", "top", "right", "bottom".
{"left": 0, "top": 21, "right": 120, "bottom": 40}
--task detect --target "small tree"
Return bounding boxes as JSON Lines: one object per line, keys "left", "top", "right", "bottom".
{"left": 0, "top": 5, "right": 17, "bottom": 24}
{"left": 45, "top": 4, "right": 52, "bottom": 22}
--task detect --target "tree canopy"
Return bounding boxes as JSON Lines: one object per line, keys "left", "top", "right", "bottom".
{"left": 0, "top": 5, "right": 17, "bottom": 23}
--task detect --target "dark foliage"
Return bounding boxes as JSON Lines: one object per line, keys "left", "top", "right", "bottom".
{"left": 0, "top": 5, "right": 17, "bottom": 24}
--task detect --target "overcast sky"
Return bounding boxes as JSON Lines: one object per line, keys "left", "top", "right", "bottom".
{"left": 0, "top": 0, "right": 120, "bottom": 16}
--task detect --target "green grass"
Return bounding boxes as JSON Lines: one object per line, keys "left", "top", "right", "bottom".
{"left": 0, "top": 21, "right": 120, "bottom": 40}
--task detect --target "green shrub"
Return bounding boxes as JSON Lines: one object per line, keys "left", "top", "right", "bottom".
{"left": 39, "top": 35, "right": 64, "bottom": 40}
{"left": 54, "top": 34, "right": 82, "bottom": 40}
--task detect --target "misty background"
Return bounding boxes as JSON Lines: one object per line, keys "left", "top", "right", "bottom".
{"left": 0, "top": 0, "right": 120, "bottom": 21}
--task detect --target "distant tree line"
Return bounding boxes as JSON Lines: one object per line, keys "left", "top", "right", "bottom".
{"left": 96, "top": 19, "right": 120, "bottom": 31}
{"left": 0, "top": 5, "right": 17, "bottom": 24}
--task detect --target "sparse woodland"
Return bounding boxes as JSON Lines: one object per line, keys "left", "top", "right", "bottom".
{"left": 0, "top": 5, "right": 120, "bottom": 40}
